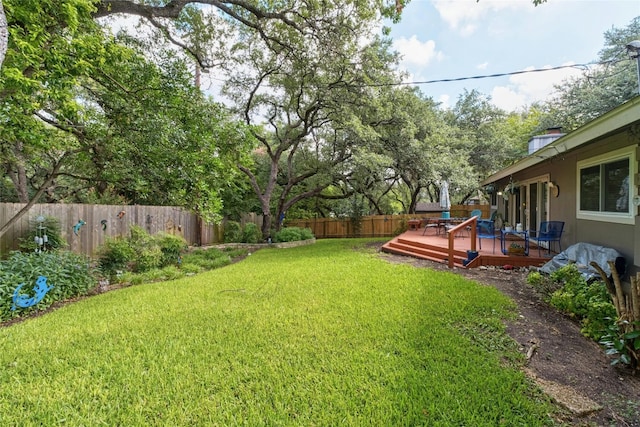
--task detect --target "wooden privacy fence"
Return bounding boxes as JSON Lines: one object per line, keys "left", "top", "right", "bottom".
{"left": 286, "top": 205, "right": 490, "bottom": 239}
{"left": 0, "top": 203, "right": 262, "bottom": 257}
{"left": 1, "top": 202, "right": 490, "bottom": 254}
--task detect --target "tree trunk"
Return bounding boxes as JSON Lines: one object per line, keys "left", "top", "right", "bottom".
{"left": 0, "top": 154, "right": 67, "bottom": 239}
{"left": 5, "top": 142, "right": 30, "bottom": 203}
{"left": 195, "top": 214, "right": 202, "bottom": 246}
{"left": 0, "top": 0, "right": 7, "bottom": 70}
{"left": 408, "top": 185, "right": 421, "bottom": 214}
{"left": 7, "top": 164, "right": 29, "bottom": 203}
{"left": 262, "top": 212, "right": 272, "bottom": 239}
{"left": 238, "top": 153, "right": 279, "bottom": 240}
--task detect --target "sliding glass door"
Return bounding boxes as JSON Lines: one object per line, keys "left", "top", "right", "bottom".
{"left": 505, "top": 176, "right": 549, "bottom": 232}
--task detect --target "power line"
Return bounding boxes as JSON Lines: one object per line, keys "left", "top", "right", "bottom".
{"left": 205, "top": 58, "right": 630, "bottom": 89}
{"left": 409, "top": 63, "right": 590, "bottom": 84}
{"left": 375, "top": 59, "right": 627, "bottom": 87}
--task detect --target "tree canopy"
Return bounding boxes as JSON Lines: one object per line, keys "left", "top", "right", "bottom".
{"left": 1, "top": 0, "right": 638, "bottom": 241}
{"left": 539, "top": 16, "right": 640, "bottom": 132}
{"left": 0, "top": 0, "right": 253, "bottom": 237}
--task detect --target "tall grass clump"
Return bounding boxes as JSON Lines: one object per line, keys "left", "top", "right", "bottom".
{"left": 180, "top": 247, "right": 236, "bottom": 271}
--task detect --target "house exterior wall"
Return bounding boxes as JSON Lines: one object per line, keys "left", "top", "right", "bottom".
{"left": 492, "top": 129, "right": 639, "bottom": 275}
{"left": 573, "top": 131, "right": 638, "bottom": 273}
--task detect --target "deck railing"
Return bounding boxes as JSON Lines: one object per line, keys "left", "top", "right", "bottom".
{"left": 446, "top": 217, "right": 478, "bottom": 268}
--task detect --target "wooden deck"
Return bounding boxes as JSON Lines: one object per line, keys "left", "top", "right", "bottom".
{"left": 381, "top": 223, "right": 553, "bottom": 269}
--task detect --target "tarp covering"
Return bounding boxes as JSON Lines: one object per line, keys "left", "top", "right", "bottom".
{"left": 539, "top": 242, "right": 626, "bottom": 281}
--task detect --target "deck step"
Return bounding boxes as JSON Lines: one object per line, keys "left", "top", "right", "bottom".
{"left": 382, "top": 242, "right": 467, "bottom": 268}
{"left": 388, "top": 241, "right": 449, "bottom": 259}
{"left": 381, "top": 233, "right": 551, "bottom": 269}
{"left": 394, "top": 238, "right": 469, "bottom": 259}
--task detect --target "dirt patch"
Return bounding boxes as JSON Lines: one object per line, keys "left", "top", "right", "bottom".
{"left": 374, "top": 244, "right": 640, "bottom": 426}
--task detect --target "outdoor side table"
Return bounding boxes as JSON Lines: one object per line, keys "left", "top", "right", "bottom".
{"left": 407, "top": 219, "right": 421, "bottom": 231}
{"left": 500, "top": 229, "right": 529, "bottom": 256}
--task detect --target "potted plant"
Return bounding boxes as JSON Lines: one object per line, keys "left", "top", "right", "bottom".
{"left": 508, "top": 242, "right": 526, "bottom": 255}
{"left": 503, "top": 222, "right": 513, "bottom": 232}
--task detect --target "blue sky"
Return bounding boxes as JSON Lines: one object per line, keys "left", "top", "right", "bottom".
{"left": 388, "top": 0, "right": 640, "bottom": 111}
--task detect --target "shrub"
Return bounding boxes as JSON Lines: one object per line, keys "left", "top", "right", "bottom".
{"left": 132, "top": 246, "right": 163, "bottom": 273}
{"left": 131, "top": 266, "right": 184, "bottom": 284}
{"left": 526, "top": 271, "right": 544, "bottom": 286}
{"left": 526, "top": 270, "right": 561, "bottom": 299}
{"left": 159, "top": 266, "right": 184, "bottom": 281}
{"left": 242, "top": 223, "right": 262, "bottom": 243}
{"left": 97, "top": 237, "right": 135, "bottom": 279}
{"left": 600, "top": 320, "right": 640, "bottom": 368}
{"left": 97, "top": 228, "right": 187, "bottom": 278}
{"left": 224, "top": 221, "right": 242, "bottom": 243}
{"left": 222, "top": 247, "right": 250, "bottom": 258}
{"left": 273, "top": 227, "right": 314, "bottom": 242}
{"left": 155, "top": 232, "right": 188, "bottom": 266}
{"left": 393, "top": 218, "right": 408, "bottom": 235}
{"left": 0, "top": 251, "right": 96, "bottom": 321}
{"left": 299, "top": 228, "right": 314, "bottom": 240}
{"left": 274, "top": 227, "right": 300, "bottom": 242}
{"left": 547, "top": 264, "right": 616, "bottom": 340}
{"left": 18, "top": 216, "right": 66, "bottom": 253}
{"left": 129, "top": 225, "right": 149, "bottom": 244}
{"left": 117, "top": 271, "right": 135, "bottom": 285}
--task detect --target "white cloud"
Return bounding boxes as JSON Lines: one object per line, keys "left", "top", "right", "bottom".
{"left": 490, "top": 63, "right": 585, "bottom": 110}
{"left": 490, "top": 86, "right": 527, "bottom": 112}
{"left": 432, "top": 0, "right": 483, "bottom": 33}
{"left": 437, "top": 94, "right": 451, "bottom": 109}
{"left": 476, "top": 62, "right": 489, "bottom": 70}
{"left": 432, "top": 0, "right": 531, "bottom": 36}
{"left": 393, "top": 36, "right": 444, "bottom": 70}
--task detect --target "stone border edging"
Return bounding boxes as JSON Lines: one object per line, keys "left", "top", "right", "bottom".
{"left": 206, "top": 238, "right": 316, "bottom": 252}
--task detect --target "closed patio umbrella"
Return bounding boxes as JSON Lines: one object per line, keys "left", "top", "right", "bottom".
{"left": 440, "top": 181, "right": 451, "bottom": 218}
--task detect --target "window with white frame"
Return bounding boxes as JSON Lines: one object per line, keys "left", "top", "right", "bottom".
{"left": 577, "top": 146, "right": 635, "bottom": 224}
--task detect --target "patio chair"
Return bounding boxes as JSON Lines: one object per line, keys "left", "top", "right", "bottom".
{"left": 465, "top": 209, "right": 482, "bottom": 236}
{"left": 476, "top": 219, "right": 497, "bottom": 253}
{"left": 422, "top": 218, "right": 439, "bottom": 235}
{"left": 530, "top": 221, "right": 564, "bottom": 256}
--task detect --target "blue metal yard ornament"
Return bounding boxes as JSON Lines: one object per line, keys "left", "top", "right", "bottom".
{"left": 34, "top": 215, "right": 48, "bottom": 253}
{"left": 11, "top": 276, "right": 54, "bottom": 311}
{"left": 73, "top": 219, "right": 86, "bottom": 236}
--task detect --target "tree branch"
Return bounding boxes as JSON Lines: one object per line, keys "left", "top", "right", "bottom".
{"left": 0, "top": 153, "right": 70, "bottom": 239}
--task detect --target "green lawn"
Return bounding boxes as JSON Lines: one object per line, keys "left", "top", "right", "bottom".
{"left": 0, "top": 239, "right": 556, "bottom": 426}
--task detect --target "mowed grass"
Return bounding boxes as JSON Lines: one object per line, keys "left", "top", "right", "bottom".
{"left": 0, "top": 239, "right": 555, "bottom": 426}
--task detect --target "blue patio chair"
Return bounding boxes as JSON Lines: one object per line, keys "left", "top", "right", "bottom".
{"left": 530, "top": 221, "right": 564, "bottom": 256}
{"left": 465, "top": 209, "right": 482, "bottom": 236}
{"left": 476, "top": 219, "right": 497, "bottom": 253}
